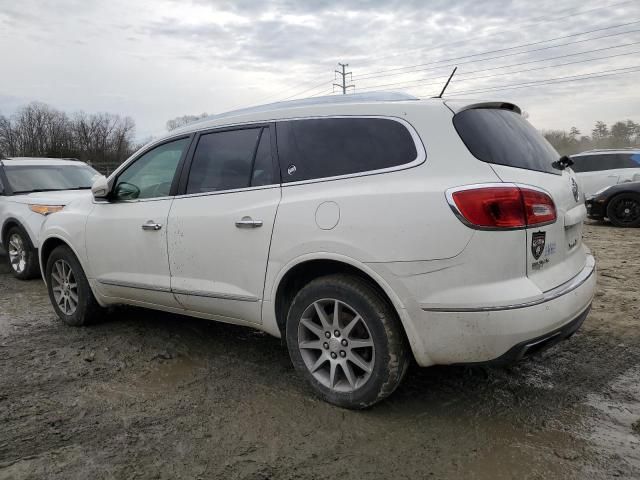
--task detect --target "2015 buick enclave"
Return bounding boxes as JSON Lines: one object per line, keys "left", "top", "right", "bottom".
{"left": 38, "top": 92, "right": 596, "bottom": 408}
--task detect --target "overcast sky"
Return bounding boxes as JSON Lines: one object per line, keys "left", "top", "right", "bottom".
{"left": 0, "top": 0, "right": 638, "bottom": 140}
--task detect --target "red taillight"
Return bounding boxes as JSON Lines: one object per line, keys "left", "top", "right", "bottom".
{"left": 521, "top": 188, "right": 557, "bottom": 225}
{"left": 450, "top": 185, "right": 556, "bottom": 229}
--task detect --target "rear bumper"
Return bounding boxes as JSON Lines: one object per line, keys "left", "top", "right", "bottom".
{"left": 455, "top": 304, "right": 590, "bottom": 366}
{"left": 409, "top": 255, "right": 596, "bottom": 366}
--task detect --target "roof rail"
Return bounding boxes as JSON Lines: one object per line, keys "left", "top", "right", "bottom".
{"left": 187, "top": 91, "right": 421, "bottom": 128}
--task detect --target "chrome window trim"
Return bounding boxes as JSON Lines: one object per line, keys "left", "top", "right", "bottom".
{"left": 172, "top": 183, "right": 279, "bottom": 200}
{"left": 278, "top": 115, "right": 427, "bottom": 187}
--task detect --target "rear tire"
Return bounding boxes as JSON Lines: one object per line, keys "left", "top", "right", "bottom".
{"left": 607, "top": 193, "right": 640, "bottom": 228}
{"left": 45, "top": 245, "right": 104, "bottom": 326}
{"left": 286, "top": 274, "right": 410, "bottom": 409}
{"left": 3, "top": 226, "right": 40, "bottom": 280}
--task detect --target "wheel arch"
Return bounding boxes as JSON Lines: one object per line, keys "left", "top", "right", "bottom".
{"left": 39, "top": 235, "right": 85, "bottom": 282}
{"left": 1, "top": 217, "right": 25, "bottom": 246}
{"left": 272, "top": 255, "right": 410, "bottom": 346}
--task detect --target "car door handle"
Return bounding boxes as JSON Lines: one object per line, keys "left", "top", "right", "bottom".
{"left": 235, "top": 217, "right": 263, "bottom": 228}
{"left": 141, "top": 221, "right": 163, "bottom": 231}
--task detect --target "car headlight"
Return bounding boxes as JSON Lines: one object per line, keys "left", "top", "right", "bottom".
{"left": 29, "top": 205, "right": 65, "bottom": 216}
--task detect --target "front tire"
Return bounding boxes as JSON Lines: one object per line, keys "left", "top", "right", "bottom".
{"left": 286, "top": 274, "right": 410, "bottom": 409}
{"left": 607, "top": 193, "right": 640, "bottom": 228}
{"left": 4, "top": 226, "right": 40, "bottom": 280}
{"left": 45, "top": 245, "right": 104, "bottom": 326}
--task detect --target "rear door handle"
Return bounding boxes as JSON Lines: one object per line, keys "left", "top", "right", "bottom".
{"left": 235, "top": 217, "right": 263, "bottom": 228}
{"left": 141, "top": 221, "right": 163, "bottom": 231}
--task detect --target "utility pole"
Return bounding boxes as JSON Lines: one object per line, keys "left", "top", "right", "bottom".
{"left": 333, "top": 63, "right": 355, "bottom": 94}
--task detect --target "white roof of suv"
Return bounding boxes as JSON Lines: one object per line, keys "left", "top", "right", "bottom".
{"left": 171, "top": 92, "right": 424, "bottom": 136}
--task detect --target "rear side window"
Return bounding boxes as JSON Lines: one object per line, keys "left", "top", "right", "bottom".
{"left": 571, "top": 153, "right": 640, "bottom": 172}
{"left": 454, "top": 109, "right": 560, "bottom": 175}
{"left": 186, "top": 127, "right": 277, "bottom": 194}
{"left": 276, "top": 117, "right": 418, "bottom": 183}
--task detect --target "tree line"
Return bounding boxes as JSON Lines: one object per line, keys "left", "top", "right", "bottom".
{"left": 0, "top": 102, "right": 138, "bottom": 174}
{"left": 543, "top": 120, "right": 640, "bottom": 156}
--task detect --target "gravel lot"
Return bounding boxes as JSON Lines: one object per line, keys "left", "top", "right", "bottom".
{"left": 0, "top": 223, "right": 639, "bottom": 479}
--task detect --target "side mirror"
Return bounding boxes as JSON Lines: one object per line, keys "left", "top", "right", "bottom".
{"left": 91, "top": 175, "right": 110, "bottom": 200}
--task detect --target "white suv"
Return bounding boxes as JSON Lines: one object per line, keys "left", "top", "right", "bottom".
{"left": 571, "top": 149, "right": 640, "bottom": 198}
{"left": 0, "top": 158, "right": 98, "bottom": 279}
{"left": 38, "top": 93, "right": 596, "bottom": 408}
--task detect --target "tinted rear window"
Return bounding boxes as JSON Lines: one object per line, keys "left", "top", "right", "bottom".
{"left": 454, "top": 109, "right": 560, "bottom": 175}
{"left": 276, "top": 117, "right": 418, "bottom": 183}
{"left": 571, "top": 153, "right": 640, "bottom": 172}
{"left": 186, "top": 128, "right": 261, "bottom": 194}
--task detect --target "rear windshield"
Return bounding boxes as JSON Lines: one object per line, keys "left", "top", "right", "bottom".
{"left": 453, "top": 108, "right": 560, "bottom": 175}
{"left": 4, "top": 164, "right": 99, "bottom": 194}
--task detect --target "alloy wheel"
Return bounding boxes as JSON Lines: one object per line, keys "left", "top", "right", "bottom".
{"left": 51, "top": 259, "right": 79, "bottom": 315}
{"left": 297, "top": 299, "right": 375, "bottom": 393}
{"left": 7, "top": 234, "right": 27, "bottom": 274}
{"left": 610, "top": 197, "right": 640, "bottom": 226}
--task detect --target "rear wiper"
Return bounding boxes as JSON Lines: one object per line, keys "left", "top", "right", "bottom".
{"left": 552, "top": 155, "right": 574, "bottom": 171}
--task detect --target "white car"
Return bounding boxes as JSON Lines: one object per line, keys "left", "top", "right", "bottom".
{"left": 0, "top": 158, "right": 98, "bottom": 279}
{"left": 571, "top": 149, "right": 640, "bottom": 198}
{"left": 38, "top": 93, "right": 596, "bottom": 408}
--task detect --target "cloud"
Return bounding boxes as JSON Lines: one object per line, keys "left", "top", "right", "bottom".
{"left": 0, "top": 0, "right": 638, "bottom": 138}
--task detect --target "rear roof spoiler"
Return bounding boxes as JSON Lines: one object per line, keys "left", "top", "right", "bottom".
{"left": 443, "top": 100, "right": 521, "bottom": 115}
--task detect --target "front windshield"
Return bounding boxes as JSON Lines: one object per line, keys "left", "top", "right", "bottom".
{"left": 4, "top": 164, "right": 100, "bottom": 193}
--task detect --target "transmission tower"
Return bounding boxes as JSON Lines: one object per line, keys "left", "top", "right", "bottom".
{"left": 333, "top": 63, "right": 355, "bottom": 94}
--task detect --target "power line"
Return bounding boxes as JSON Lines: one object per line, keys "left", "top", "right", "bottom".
{"left": 365, "top": 0, "right": 636, "bottom": 66}
{"left": 354, "top": 46, "right": 640, "bottom": 93}
{"left": 356, "top": 31, "right": 640, "bottom": 84}
{"left": 354, "top": 20, "right": 640, "bottom": 80}
{"left": 277, "top": 78, "right": 335, "bottom": 102}
{"left": 225, "top": 1, "right": 637, "bottom": 111}
{"left": 444, "top": 65, "right": 640, "bottom": 96}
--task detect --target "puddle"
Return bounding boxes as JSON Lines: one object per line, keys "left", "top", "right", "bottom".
{"left": 140, "top": 355, "right": 207, "bottom": 392}
{"left": 585, "top": 366, "right": 640, "bottom": 472}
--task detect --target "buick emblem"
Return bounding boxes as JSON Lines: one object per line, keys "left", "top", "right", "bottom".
{"left": 571, "top": 178, "right": 579, "bottom": 202}
{"left": 531, "top": 231, "right": 546, "bottom": 260}
{"left": 287, "top": 164, "right": 297, "bottom": 176}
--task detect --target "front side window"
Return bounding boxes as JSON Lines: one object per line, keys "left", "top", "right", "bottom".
{"left": 4, "top": 164, "right": 99, "bottom": 194}
{"left": 276, "top": 117, "right": 418, "bottom": 183}
{"left": 114, "top": 137, "right": 189, "bottom": 200}
{"left": 186, "top": 127, "right": 274, "bottom": 194}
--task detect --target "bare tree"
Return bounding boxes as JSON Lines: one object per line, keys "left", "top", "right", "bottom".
{"left": 0, "top": 102, "right": 137, "bottom": 173}
{"left": 166, "top": 113, "right": 208, "bottom": 131}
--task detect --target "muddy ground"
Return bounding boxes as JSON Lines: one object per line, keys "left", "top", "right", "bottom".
{"left": 0, "top": 223, "right": 639, "bottom": 479}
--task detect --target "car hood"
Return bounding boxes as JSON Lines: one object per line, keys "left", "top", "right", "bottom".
{"left": 9, "top": 190, "right": 92, "bottom": 205}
